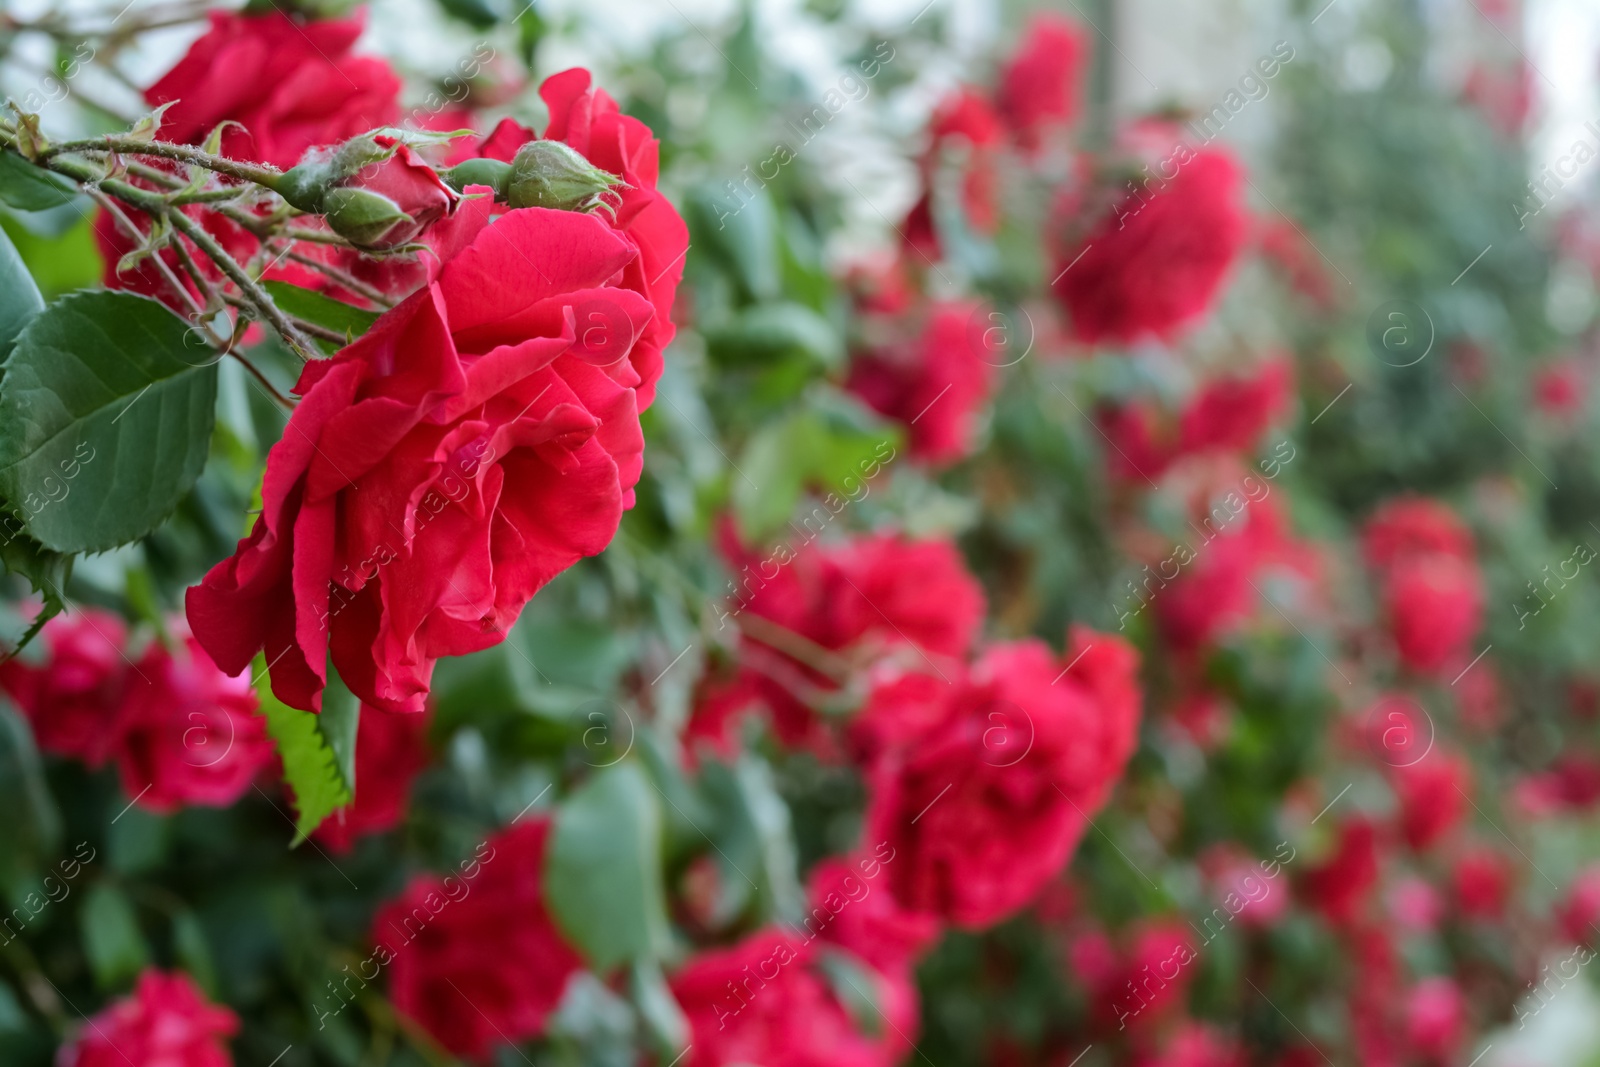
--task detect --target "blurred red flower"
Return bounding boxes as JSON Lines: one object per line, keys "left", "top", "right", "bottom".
{"left": 58, "top": 970, "right": 237, "bottom": 1067}
{"left": 847, "top": 301, "right": 997, "bottom": 465}
{"left": 373, "top": 818, "right": 582, "bottom": 1060}
{"left": 314, "top": 705, "right": 432, "bottom": 852}
{"left": 997, "top": 14, "right": 1085, "bottom": 149}
{"left": 862, "top": 628, "right": 1141, "bottom": 928}
{"left": 1052, "top": 149, "right": 1246, "bottom": 344}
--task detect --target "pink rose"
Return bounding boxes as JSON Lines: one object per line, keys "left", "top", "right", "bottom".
{"left": 57, "top": 969, "right": 237, "bottom": 1067}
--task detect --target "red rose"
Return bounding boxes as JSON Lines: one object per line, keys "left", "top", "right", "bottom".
{"left": 186, "top": 201, "right": 658, "bottom": 713}
{"left": 997, "top": 14, "right": 1085, "bottom": 149}
{"left": 1300, "top": 818, "right": 1380, "bottom": 925}
{"left": 805, "top": 855, "right": 941, "bottom": 976}
{"left": 862, "top": 628, "right": 1141, "bottom": 928}
{"left": 57, "top": 969, "right": 237, "bottom": 1067}
{"left": 1559, "top": 863, "right": 1600, "bottom": 946}
{"left": 903, "top": 89, "right": 1004, "bottom": 260}
{"left": 373, "top": 818, "right": 582, "bottom": 1060}
{"left": 114, "top": 629, "right": 273, "bottom": 813}
{"left": 694, "top": 530, "right": 984, "bottom": 753}
{"left": 671, "top": 927, "right": 904, "bottom": 1067}
{"left": 1451, "top": 844, "right": 1512, "bottom": 919}
{"left": 314, "top": 705, "right": 431, "bottom": 852}
{"left": 1153, "top": 491, "right": 1322, "bottom": 653}
{"left": 1178, "top": 358, "right": 1293, "bottom": 454}
{"left": 1136, "top": 1022, "right": 1245, "bottom": 1067}
{"left": 1361, "top": 497, "right": 1476, "bottom": 569}
{"left": 846, "top": 301, "right": 997, "bottom": 465}
{"left": 145, "top": 11, "right": 400, "bottom": 170}
{"left": 1403, "top": 978, "right": 1465, "bottom": 1062}
{"left": 1383, "top": 554, "right": 1484, "bottom": 675}
{"left": 1052, "top": 149, "right": 1245, "bottom": 344}
{"left": 0, "top": 609, "right": 128, "bottom": 765}
{"left": 459, "top": 70, "right": 689, "bottom": 409}
{"left": 1534, "top": 359, "right": 1586, "bottom": 420}
{"left": 1391, "top": 752, "right": 1469, "bottom": 851}
{"left": 326, "top": 135, "right": 459, "bottom": 249}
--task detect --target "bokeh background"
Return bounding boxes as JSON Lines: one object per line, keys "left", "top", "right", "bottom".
{"left": 3, "top": 0, "right": 1600, "bottom": 1064}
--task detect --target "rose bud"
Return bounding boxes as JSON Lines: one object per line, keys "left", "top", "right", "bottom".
{"left": 442, "top": 157, "right": 513, "bottom": 198}
{"left": 506, "top": 139, "right": 621, "bottom": 211}
{"left": 280, "top": 133, "right": 457, "bottom": 249}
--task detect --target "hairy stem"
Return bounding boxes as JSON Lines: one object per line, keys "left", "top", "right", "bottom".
{"left": 284, "top": 249, "right": 396, "bottom": 307}
{"left": 42, "top": 137, "right": 285, "bottom": 192}
{"left": 167, "top": 208, "right": 317, "bottom": 360}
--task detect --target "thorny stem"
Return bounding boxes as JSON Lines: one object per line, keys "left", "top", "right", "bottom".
{"left": 83, "top": 184, "right": 207, "bottom": 320}
{"left": 283, "top": 249, "right": 396, "bottom": 308}
{"left": 42, "top": 136, "right": 286, "bottom": 191}
{"left": 166, "top": 208, "right": 318, "bottom": 360}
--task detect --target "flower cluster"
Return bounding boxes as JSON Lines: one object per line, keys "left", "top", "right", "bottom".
{"left": 0, "top": 611, "right": 272, "bottom": 812}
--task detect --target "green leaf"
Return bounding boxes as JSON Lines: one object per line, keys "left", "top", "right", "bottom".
{"left": 698, "top": 754, "right": 803, "bottom": 926}
{"left": 253, "top": 654, "right": 357, "bottom": 845}
{"left": 80, "top": 883, "right": 150, "bottom": 990}
{"left": 0, "top": 152, "right": 77, "bottom": 213}
{"left": 2, "top": 214, "right": 104, "bottom": 300}
{"left": 0, "top": 525, "right": 71, "bottom": 658}
{"left": 545, "top": 762, "right": 672, "bottom": 972}
{"left": 0, "top": 696, "right": 61, "bottom": 894}
{"left": 320, "top": 666, "right": 361, "bottom": 798}
{"left": 0, "top": 223, "right": 44, "bottom": 361}
{"left": 262, "top": 280, "right": 381, "bottom": 351}
{"left": 705, "top": 302, "right": 842, "bottom": 369}
{"left": 0, "top": 291, "right": 217, "bottom": 553}
{"left": 630, "top": 960, "right": 690, "bottom": 1057}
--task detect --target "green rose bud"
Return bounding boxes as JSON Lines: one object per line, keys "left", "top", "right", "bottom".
{"left": 442, "top": 158, "right": 514, "bottom": 198}
{"left": 321, "top": 187, "right": 410, "bottom": 248}
{"left": 505, "top": 140, "right": 621, "bottom": 212}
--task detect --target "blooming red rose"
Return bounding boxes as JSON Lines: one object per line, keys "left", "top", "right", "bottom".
{"left": 1559, "top": 863, "right": 1600, "bottom": 946}
{"left": 373, "top": 818, "right": 582, "bottom": 1060}
{"left": 1097, "top": 359, "right": 1294, "bottom": 484}
{"left": 1451, "top": 844, "right": 1512, "bottom": 920}
{"left": 1178, "top": 358, "right": 1293, "bottom": 455}
{"left": 847, "top": 301, "right": 997, "bottom": 465}
{"left": 694, "top": 530, "right": 985, "bottom": 753}
{"left": 115, "top": 629, "right": 273, "bottom": 813}
{"left": 1361, "top": 497, "right": 1476, "bottom": 570}
{"left": 1051, "top": 148, "right": 1245, "bottom": 344}
{"left": 459, "top": 69, "right": 689, "bottom": 409}
{"left": 186, "top": 200, "right": 659, "bottom": 713}
{"left": 314, "top": 705, "right": 431, "bottom": 852}
{"left": 1534, "top": 360, "right": 1586, "bottom": 420}
{"left": 903, "top": 89, "right": 1004, "bottom": 260}
{"left": 997, "top": 14, "right": 1085, "bottom": 148}
{"left": 0, "top": 608, "right": 128, "bottom": 765}
{"left": 671, "top": 927, "right": 905, "bottom": 1067}
{"left": 1300, "top": 818, "right": 1380, "bottom": 925}
{"left": 1403, "top": 978, "right": 1465, "bottom": 1062}
{"left": 1513, "top": 754, "right": 1600, "bottom": 816}
{"left": 1391, "top": 752, "right": 1470, "bottom": 851}
{"left": 1361, "top": 498, "right": 1483, "bottom": 677}
{"left": 1135, "top": 1022, "right": 1245, "bottom": 1067}
{"left": 862, "top": 627, "right": 1141, "bottom": 928}
{"left": 1383, "top": 555, "right": 1484, "bottom": 675}
{"left": 1152, "top": 490, "right": 1322, "bottom": 654}
{"left": 57, "top": 969, "right": 237, "bottom": 1067}
{"left": 146, "top": 11, "right": 400, "bottom": 170}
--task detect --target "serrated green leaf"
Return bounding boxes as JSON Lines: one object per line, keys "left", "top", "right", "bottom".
{"left": 0, "top": 291, "right": 217, "bottom": 553}
{"left": 545, "top": 761, "right": 671, "bottom": 972}
{"left": 0, "top": 223, "right": 44, "bottom": 361}
{"left": 253, "top": 653, "right": 357, "bottom": 845}
{"left": 80, "top": 882, "right": 150, "bottom": 990}
{"left": 262, "top": 280, "right": 381, "bottom": 351}
{"left": 0, "top": 152, "right": 76, "bottom": 213}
